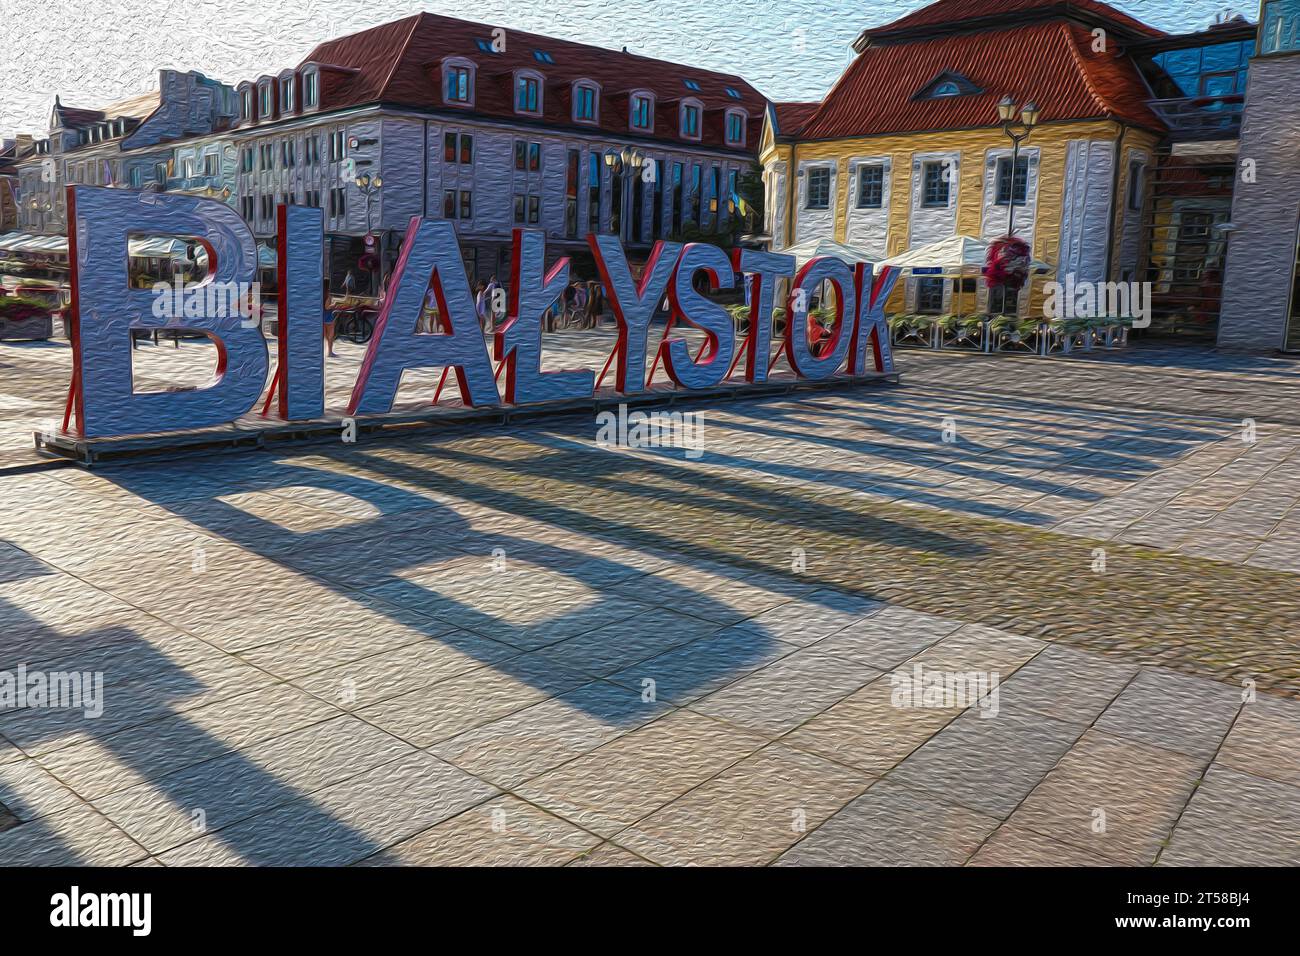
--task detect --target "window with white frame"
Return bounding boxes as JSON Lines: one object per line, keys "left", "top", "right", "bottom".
{"left": 806, "top": 166, "right": 831, "bottom": 209}
{"left": 241, "top": 88, "right": 253, "bottom": 121}
{"left": 259, "top": 84, "right": 272, "bottom": 118}
{"left": 444, "top": 60, "right": 474, "bottom": 104}
{"left": 574, "top": 83, "right": 598, "bottom": 122}
{"left": 922, "top": 161, "right": 950, "bottom": 207}
{"left": 280, "top": 77, "right": 293, "bottom": 112}
{"left": 515, "top": 72, "right": 542, "bottom": 114}
{"left": 302, "top": 70, "right": 318, "bottom": 109}
{"left": 856, "top": 164, "right": 884, "bottom": 208}
{"left": 631, "top": 93, "right": 654, "bottom": 130}
{"left": 724, "top": 109, "right": 746, "bottom": 146}
{"left": 680, "top": 99, "right": 702, "bottom": 139}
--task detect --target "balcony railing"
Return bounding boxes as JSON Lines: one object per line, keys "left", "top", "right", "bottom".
{"left": 1262, "top": 0, "right": 1300, "bottom": 54}
{"left": 1147, "top": 94, "right": 1244, "bottom": 141}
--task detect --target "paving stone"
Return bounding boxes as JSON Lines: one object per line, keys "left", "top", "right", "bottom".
{"left": 1095, "top": 668, "right": 1241, "bottom": 761}
{"left": 1216, "top": 695, "right": 1300, "bottom": 787}
{"left": 1005, "top": 730, "right": 1202, "bottom": 865}
{"left": 533, "top": 607, "right": 721, "bottom": 679}
{"left": 430, "top": 680, "right": 667, "bottom": 788}
{"left": 782, "top": 674, "right": 963, "bottom": 776}
{"left": 888, "top": 704, "right": 1084, "bottom": 818}
{"left": 568, "top": 842, "right": 655, "bottom": 866}
{"left": 357, "top": 795, "right": 600, "bottom": 866}
{"left": 722, "top": 590, "right": 883, "bottom": 647}
{"left": 93, "top": 715, "right": 414, "bottom": 854}
{"left": 809, "top": 605, "right": 963, "bottom": 670}
{"left": 516, "top": 710, "right": 768, "bottom": 838}
{"left": 1159, "top": 765, "right": 1300, "bottom": 866}
{"left": 776, "top": 778, "right": 999, "bottom": 866}
{"left": 157, "top": 752, "right": 496, "bottom": 866}
{"left": 0, "top": 758, "right": 82, "bottom": 820}
{"left": 356, "top": 653, "right": 588, "bottom": 747}
{"left": 998, "top": 645, "right": 1138, "bottom": 725}
{"left": 0, "top": 802, "right": 147, "bottom": 866}
{"left": 690, "top": 647, "right": 880, "bottom": 736}
{"left": 616, "top": 743, "right": 870, "bottom": 866}
{"left": 968, "top": 821, "right": 1118, "bottom": 866}
{"left": 606, "top": 628, "right": 800, "bottom": 705}
{"left": 36, "top": 684, "right": 339, "bottom": 799}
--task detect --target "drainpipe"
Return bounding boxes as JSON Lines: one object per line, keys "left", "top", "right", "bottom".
{"left": 422, "top": 119, "right": 428, "bottom": 219}
{"left": 1103, "top": 121, "right": 1127, "bottom": 282}
{"left": 784, "top": 143, "right": 797, "bottom": 249}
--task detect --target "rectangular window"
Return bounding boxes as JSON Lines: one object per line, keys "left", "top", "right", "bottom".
{"left": 280, "top": 78, "right": 293, "bottom": 112}
{"left": 856, "top": 164, "right": 884, "bottom": 208}
{"left": 528, "top": 195, "right": 540, "bottom": 224}
{"left": 995, "top": 156, "right": 1028, "bottom": 206}
{"left": 689, "top": 164, "right": 702, "bottom": 224}
{"left": 460, "top": 134, "right": 473, "bottom": 165}
{"left": 447, "top": 66, "right": 472, "bottom": 103}
{"left": 988, "top": 284, "right": 1019, "bottom": 315}
{"left": 566, "top": 149, "right": 580, "bottom": 240}
{"left": 460, "top": 190, "right": 472, "bottom": 220}
{"left": 632, "top": 95, "right": 652, "bottom": 129}
{"left": 260, "top": 86, "right": 272, "bottom": 117}
{"left": 923, "top": 161, "right": 950, "bottom": 207}
{"left": 806, "top": 167, "right": 830, "bottom": 210}
{"left": 726, "top": 113, "right": 744, "bottom": 145}
{"left": 329, "top": 131, "right": 345, "bottom": 162}
{"left": 330, "top": 187, "right": 345, "bottom": 218}
{"left": 445, "top": 190, "right": 457, "bottom": 219}
{"left": 682, "top": 105, "right": 700, "bottom": 137}
{"left": 653, "top": 159, "right": 665, "bottom": 237}
{"left": 203, "top": 153, "right": 219, "bottom": 177}
{"left": 516, "top": 75, "right": 540, "bottom": 113}
{"left": 242, "top": 89, "right": 253, "bottom": 120}
{"left": 589, "top": 154, "right": 601, "bottom": 234}
{"left": 281, "top": 140, "right": 295, "bottom": 168}
{"left": 241, "top": 148, "right": 254, "bottom": 173}
{"left": 1127, "top": 160, "right": 1144, "bottom": 211}
{"left": 529, "top": 143, "right": 541, "bottom": 172}
{"left": 670, "top": 161, "right": 683, "bottom": 235}
{"left": 514, "top": 194, "right": 526, "bottom": 225}
{"left": 445, "top": 132, "right": 457, "bottom": 164}
{"left": 515, "top": 140, "right": 527, "bottom": 171}
{"left": 916, "top": 277, "right": 945, "bottom": 314}
{"left": 575, "top": 86, "right": 596, "bottom": 121}
{"left": 303, "top": 72, "right": 318, "bottom": 108}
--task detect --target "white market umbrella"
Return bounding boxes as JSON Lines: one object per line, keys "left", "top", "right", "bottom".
{"left": 782, "top": 236, "right": 877, "bottom": 270}
{"left": 880, "top": 234, "right": 1051, "bottom": 275}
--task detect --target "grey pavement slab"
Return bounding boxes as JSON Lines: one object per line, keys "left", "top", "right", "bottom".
{"left": 1159, "top": 765, "right": 1300, "bottom": 867}
{"left": 1095, "top": 668, "right": 1243, "bottom": 762}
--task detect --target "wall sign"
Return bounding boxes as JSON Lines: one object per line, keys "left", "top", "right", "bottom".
{"left": 64, "top": 186, "right": 899, "bottom": 439}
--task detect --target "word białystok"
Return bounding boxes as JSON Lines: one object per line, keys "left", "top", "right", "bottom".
{"left": 65, "top": 187, "right": 899, "bottom": 439}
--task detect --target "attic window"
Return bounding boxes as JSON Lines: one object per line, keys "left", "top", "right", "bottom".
{"left": 915, "top": 71, "right": 982, "bottom": 100}
{"left": 725, "top": 87, "right": 741, "bottom": 99}
{"left": 474, "top": 39, "right": 499, "bottom": 54}
{"left": 533, "top": 50, "right": 554, "bottom": 64}
{"left": 684, "top": 79, "right": 701, "bottom": 91}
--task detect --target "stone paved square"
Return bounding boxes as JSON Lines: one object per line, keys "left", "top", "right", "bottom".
{"left": 0, "top": 339, "right": 1298, "bottom": 867}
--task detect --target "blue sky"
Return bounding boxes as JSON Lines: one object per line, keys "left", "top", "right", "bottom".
{"left": 1, "top": 0, "right": 1246, "bottom": 138}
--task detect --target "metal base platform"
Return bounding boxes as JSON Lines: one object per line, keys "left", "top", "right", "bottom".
{"left": 33, "top": 371, "right": 902, "bottom": 467}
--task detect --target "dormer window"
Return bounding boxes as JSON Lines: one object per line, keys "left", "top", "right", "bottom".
{"left": 573, "top": 82, "right": 598, "bottom": 123}
{"left": 515, "top": 71, "right": 543, "bottom": 114}
{"left": 630, "top": 92, "right": 654, "bottom": 131}
{"left": 258, "top": 83, "right": 273, "bottom": 119}
{"left": 725, "top": 108, "right": 747, "bottom": 146}
{"left": 444, "top": 59, "right": 475, "bottom": 105}
{"left": 683, "top": 79, "right": 701, "bottom": 92}
{"left": 302, "top": 70, "right": 318, "bottom": 109}
{"left": 241, "top": 88, "right": 253, "bottom": 121}
{"left": 280, "top": 77, "right": 294, "bottom": 112}
{"left": 680, "top": 99, "right": 702, "bottom": 139}
{"left": 915, "top": 71, "right": 982, "bottom": 100}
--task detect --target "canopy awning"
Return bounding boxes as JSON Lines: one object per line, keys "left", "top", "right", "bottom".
{"left": 0, "top": 231, "right": 209, "bottom": 261}
{"left": 880, "top": 235, "right": 1052, "bottom": 276}
{"left": 781, "top": 237, "right": 877, "bottom": 270}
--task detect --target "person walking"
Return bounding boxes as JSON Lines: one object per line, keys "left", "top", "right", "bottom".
{"left": 572, "top": 281, "right": 589, "bottom": 329}
{"left": 484, "top": 275, "right": 500, "bottom": 333}
{"left": 322, "top": 279, "right": 338, "bottom": 358}
{"left": 474, "top": 281, "right": 490, "bottom": 332}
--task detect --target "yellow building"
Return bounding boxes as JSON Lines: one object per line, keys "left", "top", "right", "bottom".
{"left": 760, "top": 0, "right": 1167, "bottom": 318}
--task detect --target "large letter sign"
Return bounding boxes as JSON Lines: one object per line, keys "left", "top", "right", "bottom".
{"left": 588, "top": 235, "right": 680, "bottom": 394}
{"left": 349, "top": 217, "right": 499, "bottom": 414}
{"left": 68, "top": 185, "right": 267, "bottom": 437}
{"left": 59, "top": 192, "right": 902, "bottom": 442}
{"left": 785, "top": 255, "right": 857, "bottom": 380}
{"left": 495, "top": 229, "right": 594, "bottom": 404}
{"left": 663, "top": 243, "right": 736, "bottom": 390}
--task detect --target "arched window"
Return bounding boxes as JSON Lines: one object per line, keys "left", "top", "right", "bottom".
{"left": 680, "top": 97, "right": 703, "bottom": 140}
{"left": 724, "top": 108, "right": 747, "bottom": 146}
{"left": 443, "top": 57, "right": 476, "bottom": 105}
{"left": 629, "top": 90, "right": 655, "bottom": 131}
{"left": 573, "top": 81, "right": 599, "bottom": 123}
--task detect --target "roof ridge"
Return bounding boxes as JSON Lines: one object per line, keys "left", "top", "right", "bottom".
{"left": 375, "top": 13, "right": 426, "bottom": 101}
{"left": 1060, "top": 20, "right": 1123, "bottom": 121}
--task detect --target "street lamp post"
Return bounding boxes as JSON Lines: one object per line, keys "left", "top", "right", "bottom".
{"left": 604, "top": 146, "right": 645, "bottom": 243}
{"left": 996, "top": 96, "right": 1040, "bottom": 238}
{"left": 355, "top": 173, "right": 383, "bottom": 293}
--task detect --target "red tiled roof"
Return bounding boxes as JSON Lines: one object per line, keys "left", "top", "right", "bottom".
{"left": 293, "top": 13, "right": 766, "bottom": 153}
{"left": 772, "top": 102, "right": 820, "bottom": 138}
{"left": 799, "top": 20, "right": 1163, "bottom": 141}
{"left": 864, "top": 0, "right": 1164, "bottom": 42}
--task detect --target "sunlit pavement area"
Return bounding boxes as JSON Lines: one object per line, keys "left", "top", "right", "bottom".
{"left": 0, "top": 331, "right": 1298, "bottom": 865}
